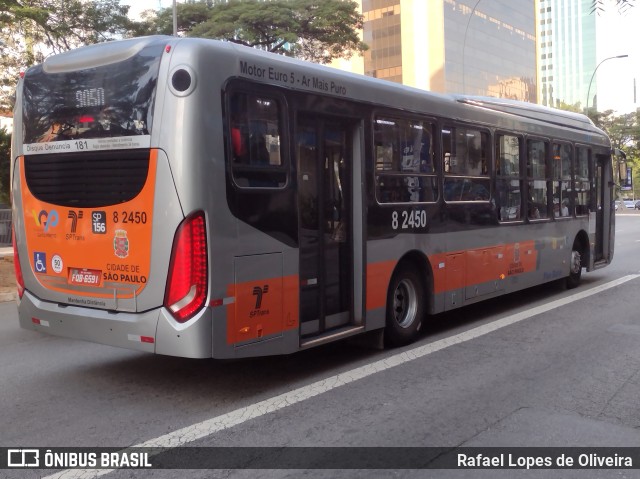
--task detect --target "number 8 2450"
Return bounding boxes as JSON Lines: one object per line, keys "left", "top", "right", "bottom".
{"left": 391, "top": 210, "right": 427, "bottom": 230}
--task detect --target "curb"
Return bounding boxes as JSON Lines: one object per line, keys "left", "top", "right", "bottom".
{"left": 0, "top": 254, "right": 16, "bottom": 303}
{"left": 0, "top": 292, "right": 15, "bottom": 303}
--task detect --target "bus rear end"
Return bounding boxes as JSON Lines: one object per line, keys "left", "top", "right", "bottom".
{"left": 12, "top": 36, "right": 212, "bottom": 358}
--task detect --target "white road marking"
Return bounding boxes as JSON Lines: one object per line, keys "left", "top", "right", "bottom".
{"left": 44, "top": 274, "right": 640, "bottom": 478}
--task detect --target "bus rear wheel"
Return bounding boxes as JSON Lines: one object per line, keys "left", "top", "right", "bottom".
{"left": 566, "top": 242, "right": 582, "bottom": 289}
{"left": 385, "top": 266, "right": 425, "bottom": 346}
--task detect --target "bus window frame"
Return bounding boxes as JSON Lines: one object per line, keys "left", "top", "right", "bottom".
{"left": 551, "top": 140, "right": 574, "bottom": 219}
{"left": 441, "top": 122, "right": 492, "bottom": 204}
{"left": 372, "top": 110, "right": 439, "bottom": 206}
{"left": 525, "top": 136, "right": 552, "bottom": 222}
{"left": 495, "top": 130, "right": 524, "bottom": 224}
{"left": 574, "top": 144, "right": 592, "bottom": 217}
{"left": 224, "top": 82, "right": 290, "bottom": 191}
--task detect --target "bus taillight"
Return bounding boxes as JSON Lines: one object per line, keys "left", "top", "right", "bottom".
{"left": 164, "top": 212, "right": 208, "bottom": 323}
{"left": 12, "top": 227, "right": 25, "bottom": 299}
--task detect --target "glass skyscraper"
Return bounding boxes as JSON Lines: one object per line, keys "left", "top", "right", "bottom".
{"left": 537, "top": 0, "right": 597, "bottom": 110}
{"left": 355, "top": 0, "right": 537, "bottom": 102}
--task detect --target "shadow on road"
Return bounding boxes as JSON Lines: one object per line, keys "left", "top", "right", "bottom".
{"left": 50, "top": 274, "right": 607, "bottom": 405}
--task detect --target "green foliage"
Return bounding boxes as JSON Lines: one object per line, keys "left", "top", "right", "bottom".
{"left": 557, "top": 104, "right": 640, "bottom": 200}
{"left": 590, "top": 108, "right": 640, "bottom": 198}
{"left": 0, "top": 127, "right": 10, "bottom": 205}
{"left": 140, "top": 0, "right": 367, "bottom": 64}
{"left": 590, "top": 109, "right": 640, "bottom": 153}
{"left": 137, "top": 1, "right": 212, "bottom": 36}
{"left": 0, "top": 0, "right": 140, "bottom": 110}
{"left": 564, "top": 101, "right": 640, "bottom": 197}
{"left": 555, "top": 101, "right": 583, "bottom": 114}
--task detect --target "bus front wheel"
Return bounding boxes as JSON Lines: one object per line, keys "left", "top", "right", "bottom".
{"left": 385, "top": 266, "right": 425, "bottom": 346}
{"left": 566, "top": 242, "right": 582, "bottom": 289}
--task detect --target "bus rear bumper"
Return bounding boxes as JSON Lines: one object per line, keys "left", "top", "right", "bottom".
{"left": 17, "top": 290, "right": 213, "bottom": 358}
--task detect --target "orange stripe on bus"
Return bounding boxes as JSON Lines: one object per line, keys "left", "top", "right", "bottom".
{"left": 431, "top": 242, "right": 538, "bottom": 294}
{"left": 224, "top": 242, "right": 540, "bottom": 336}
{"left": 367, "top": 241, "right": 540, "bottom": 307}
{"left": 366, "top": 261, "right": 396, "bottom": 311}
{"left": 226, "top": 274, "right": 299, "bottom": 345}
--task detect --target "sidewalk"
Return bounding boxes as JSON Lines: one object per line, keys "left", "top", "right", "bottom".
{"left": 0, "top": 247, "right": 16, "bottom": 303}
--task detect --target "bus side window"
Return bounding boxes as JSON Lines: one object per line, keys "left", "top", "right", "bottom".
{"left": 575, "top": 147, "right": 591, "bottom": 216}
{"left": 229, "top": 92, "right": 286, "bottom": 188}
{"left": 231, "top": 125, "right": 247, "bottom": 160}
{"left": 374, "top": 116, "right": 437, "bottom": 204}
{"left": 496, "top": 134, "right": 522, "bottom": 222}
{"left": 248, "top": 121, "right": 271, "bottom": 165}
{"left": 442, "top": 125, "right": 490, "bottom": 203}
{"left": 552, "top": 142, "right": 572, "bottom": 218}
{"left": 526, "top": 139, "right": 549, "bottom": 220}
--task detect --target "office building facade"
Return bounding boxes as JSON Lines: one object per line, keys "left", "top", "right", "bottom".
{"left": 352, "top": 0, "right": 537, "bottom": 102}
{"left": 537, "top": 0, "right": 597, "bottom": 109}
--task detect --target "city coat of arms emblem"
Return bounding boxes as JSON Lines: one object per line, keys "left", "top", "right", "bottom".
{"left": 113, "top": 229, "right": 130, "bottom": 258}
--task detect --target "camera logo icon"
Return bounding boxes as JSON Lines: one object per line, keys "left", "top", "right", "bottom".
{"left": 7, "top": 449, "right": 40, "bottom": 468}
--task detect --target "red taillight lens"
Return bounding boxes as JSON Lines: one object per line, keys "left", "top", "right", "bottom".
{"left": 164, "top": 212, "right": 208, "bottom": 322}
{"left": 12, "top": 227, "right": 25, "bottom": 299}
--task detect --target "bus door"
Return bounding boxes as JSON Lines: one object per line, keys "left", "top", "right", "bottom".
{"left": 594, "top": 153, "right": 614, "bottom": 265}
{"left": 296, "top": 114, "right": 354, "bottom": 337}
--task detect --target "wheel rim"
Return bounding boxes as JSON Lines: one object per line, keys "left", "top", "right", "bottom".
{"left": 570, "top": 250, "right": 581, "bottom": 275}
{"left": 393, "top": 278, "right": 417, "bottom": 329}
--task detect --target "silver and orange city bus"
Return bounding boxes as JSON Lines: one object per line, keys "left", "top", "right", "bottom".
{"left": 11, "top": 36, "right": 617, "bottom": 359}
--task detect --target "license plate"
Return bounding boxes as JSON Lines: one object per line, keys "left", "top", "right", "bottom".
{"left": 68, "top": 268, "right": 102, "bottom": 286}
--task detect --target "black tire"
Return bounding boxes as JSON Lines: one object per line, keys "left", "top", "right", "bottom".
{"left": 566, "top": 241, "right": 582, "bottom": 289}
{"left": 384, "top": 266, "right": 425, "bottom": 347}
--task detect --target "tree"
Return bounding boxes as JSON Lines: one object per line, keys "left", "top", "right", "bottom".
{"left": 0, "top": 0, "right": 140, "bottom": 110}
{"left": 592, "top": 0, "right": 635, "bottom": 14}
{"left": 590, "top": 108, "right": 640, "bottom": 198}
{"left": 589, "top": 109, "right": 639, "bottom": 153}
{"left": 138, "top": 0, "right": 212, "bottom": 36}
{"left": 555, "top": 101, "right": 583, "bottom": 114}
{"left": 140, "top": 0, "right": 367, "bottom": 64}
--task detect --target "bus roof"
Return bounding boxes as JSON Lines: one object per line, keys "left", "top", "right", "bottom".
{"left": 32, "top": 35, "right": 609, "bottom": 145}
{"left": 453, "top": 96, "right": 598, "bottom": 132}
{"left": 216, "top": 37, "right": 608, "bottom": 142}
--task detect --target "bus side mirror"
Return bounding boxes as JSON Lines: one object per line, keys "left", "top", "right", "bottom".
{"left": 613, "top": 148, "right": 627, "bottom": 185}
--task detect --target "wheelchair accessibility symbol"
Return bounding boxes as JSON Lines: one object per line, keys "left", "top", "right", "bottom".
{"left": 33, "top": 252, "right": 47, "bottom": 274}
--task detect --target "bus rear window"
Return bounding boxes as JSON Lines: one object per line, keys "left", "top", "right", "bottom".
{"left": 22, "top": 42, "right": 164, "bottom": 145}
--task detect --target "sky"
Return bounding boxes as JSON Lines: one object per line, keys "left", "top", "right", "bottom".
{"left": 125, "top": 0, "right": 640, "bottom": 114}
{"left": 127, "top": 0, "right": 168, "bottom": 18}
{"left": 595, "top": 3, "right": 640, "bottom": 114}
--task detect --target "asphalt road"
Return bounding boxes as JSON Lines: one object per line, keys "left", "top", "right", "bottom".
{"left": 2, "top": 215, "right": 640, "bottom": 479}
